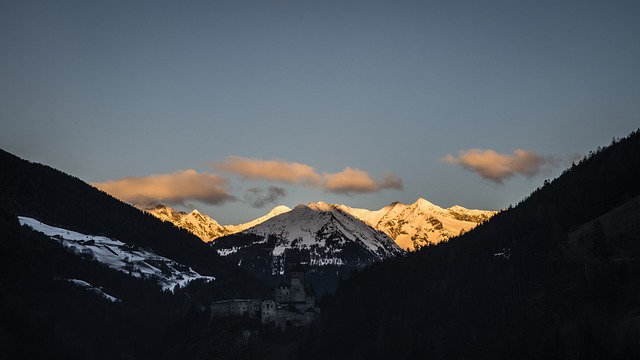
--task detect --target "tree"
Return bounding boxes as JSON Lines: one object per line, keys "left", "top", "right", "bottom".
{"left": 592, "top": 221, "right": 607, "bottom": 259}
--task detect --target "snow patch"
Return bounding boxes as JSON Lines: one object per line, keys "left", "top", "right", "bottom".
{"left": 66, "top": 278, "right": 120, "bottom": 303}
{"left": 19, "top": 216, "right": 215, "bottom": 292}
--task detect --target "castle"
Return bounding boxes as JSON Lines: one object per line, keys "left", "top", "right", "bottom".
{"left": 210, "top": 264, "right": 320, "bottom": 330}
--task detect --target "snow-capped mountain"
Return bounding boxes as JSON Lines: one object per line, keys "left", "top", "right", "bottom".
{"left": 19, "top": 216, "right": 215, "bottom": 292}
{"left": 210, "top": 202, "right": 403, "bottom": 294}
{"left": 141, "top": 199, "right": 493, "bottom": 293}
{"left": 338, "top": 198, "right": 496, "bottom": 251}
{"left": 226, "top": 205, "right": 292, "bottom": 233}
{"left": 144, "top": 199, "right": 495, "bottom": 252}
{"left": 236, "top": 202, "right": 402, "bottom": 265}
{"left": 143, "top": 204, "right": 291, "bottom": 242}
{"left": 142, "top": 205, "right": 230, "bottom": 241}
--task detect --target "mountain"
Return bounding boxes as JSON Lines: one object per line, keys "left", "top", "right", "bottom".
{"left": 143, "top": 204, "right": 291, "bottom": 241}
{"left": 226, "top": 205, "right": 292, "bottom": 233}
{"left": 0, "top": 148, "right": 267, "bottom": 359}
{"left": 142, "top": 204, "right": 232, "bottom": 241}
{"left": 19, "top": 216, "right": 215, "bottom": 292}
{"left": 146, "top": 200, "right": 493, "bottom": 252}
{"left": 300, "top": 130, "right": 640, "bottom": 360}
{"left": 0, "top": 148, "right": 264, "bottom": 294}
{"left": 210, "top": 201, "right": 403, "bottom": 295}
{"left": 338, "top": 198, "right": 496, "bottom": 250}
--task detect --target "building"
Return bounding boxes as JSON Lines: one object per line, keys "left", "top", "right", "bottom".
{"left": 210, "top": 299, "right": 261, "bottom": 318}
{"left": 210, "top": 264, "right": 320, "bottom": 330}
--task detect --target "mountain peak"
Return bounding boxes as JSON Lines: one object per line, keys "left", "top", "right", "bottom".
{"left": 414, "top": 197, "right": 438, "bottom": 209}
{"left": 210, "top": 200, "right": 403, "bottom": 293}
{"left": 146, "top": 200, "right": 495, "bottom": 251}
{"left": 225, "top": 204, "right": 292, "bottom": 233}
{"left": 270, "top": 205, "right": 292, "bottom": 214}
{"left": 308, "top": 201, "right": 333, "bottom": 211}
{"left": 145, "top": 204, "right": 293, "bottom": 241}
{"left": 338, "top": 198, "right": 496, "bottom": 250}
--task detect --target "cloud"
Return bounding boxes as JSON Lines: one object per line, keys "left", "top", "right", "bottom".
{"left": 92, "top": 169, "right": 235, "bottom": 206}
{"left": 441, "top": 149, "right": 558, "bottom": 184}
{"left": 381, "top": 172, "right": 405, "bottom": 190}
{"left": 324, "top": 167, "right": 404, "bottom": 194}
{"left": 213, "top": 157, "right": 322, "bottom": 186}
{"left": 244, "top": 186, "right": 287, "bottom": 208}
{"left": 213, "top": 157, "right": 403, "bottom": 194}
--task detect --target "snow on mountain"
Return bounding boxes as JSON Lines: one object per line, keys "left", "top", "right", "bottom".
{"left": 19, "top": 216, "right": 215, "bottom": 292}
{"left": 225, "top": 205, "right": 292, "bottom": 233}
{"left": 248, "top": 202, "right": 401, "bottom": 261}
{"left": 143, "top": 199, "right": 494, "bottom": 252}
{"left": 142, "top": 205, "right": 230, "bottom": 242}
{"left": 211, "top": 202, "right": 403, "bottom": 279}
{"left": 338, "top": 198, "right": 496, "bottom": 251}
{"left": 65, "top": 278, "right": 120, "bottom": 302}
{"left": 143, "top": 204, "right": 291, "bottom": 242}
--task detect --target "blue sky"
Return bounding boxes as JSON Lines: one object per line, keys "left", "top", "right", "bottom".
{"left": 1, "top": 0, "right": 639, "bottom": 224}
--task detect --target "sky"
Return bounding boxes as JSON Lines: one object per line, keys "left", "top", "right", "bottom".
{"left": 1, "top": 0, "right": 639, "bottom": 225}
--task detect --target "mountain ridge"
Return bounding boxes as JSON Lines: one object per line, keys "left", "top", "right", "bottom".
{"left": 210, "top": 201, "right": 403, "bottom": 294}
{"left": 0, "top": 147, "right": 268, "bottom": 359}
{"left": 337, "top": 197, "right": 496, "bottom": 250}
{"left": 145, "top": 199, "right": 495, "bottom": 250}
{"left": 142, "top": 204, "right": 292, "bottom": 242}
{"left": 301, "top": 129, "right": 640, "bottom": 359}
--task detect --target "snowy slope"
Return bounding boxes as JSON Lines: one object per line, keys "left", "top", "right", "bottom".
{"left": 226, "top": 205, "right": 291, "bottom": 233}
{"left": 142, "top": 205, "right": 230, "bottom": 242}
{"left": 247, "top": 202, "right": 401, "bottom": 259}
{"left": 19, "top": 216, "right": 215, "bottom": 292}
{"left": 143, "top": 204, "right": 291, "bottom": 242}
{"left": 211, "top": 202, "right": 402, "bottom": 278}
{"left": 66, "top": 278, "right": 120, "bottom": 302}
{"left": 145, "top": 199, "right": 495, "bottom": 252}
{"left": 338, "top": 198, "right": 496, "bottom": 251}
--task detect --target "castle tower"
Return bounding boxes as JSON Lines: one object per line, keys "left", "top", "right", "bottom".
{"left": 290, "top": 263, "right": 306, "bottom": 303}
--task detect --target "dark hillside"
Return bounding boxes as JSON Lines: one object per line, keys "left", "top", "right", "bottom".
{"left": 0, "top": 149, "right": 269, "bottom": 358}
{"left": 301, "top": 129, "right": 640, "bottom": 359}
{"left": 0, "top": 206, "right": 268, "bottom": 359}
{"left": 0, "top": 208, "right": 181, "bottom": 358}
{"left": 0, "top": 148, "right": 264, "bottom": 295}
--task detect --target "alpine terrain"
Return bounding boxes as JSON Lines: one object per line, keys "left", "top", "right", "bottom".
{"left": 300, "top": 130, "right": 640, "bottom": 360}
{"left": 339, "top": 198, "right": 496, "bottom": 250}
{"left": 18, "top": 216, "right": 215, "bottom": 292}
{"left": 210, "top": 201, "right": 403, "bottom": 294}
{"left": 0, "top": 148, "right": 267, "bottom": 359}
{"left": 143, "top": 204, "right": 291, "bottom": 242}
{"left": 146, "top": 200, "right": 495, "bottom": 251}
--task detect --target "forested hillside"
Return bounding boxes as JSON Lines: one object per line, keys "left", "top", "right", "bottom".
{"left": 299, "top": 130, "right": 640, "bottom": 359}
{"left": 0, "top": 149, "right": 268, "bottom": 359}
{"left": 0, "top": 148, "right": 262, "bottom": 290}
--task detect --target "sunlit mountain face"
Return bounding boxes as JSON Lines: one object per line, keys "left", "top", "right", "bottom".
{"left": 338, "top": 198, "right": 497, "bottom": 250}
{"left": 145, "top": 199, "right": 495, "bottom": 250}
{"left": 143, "top": 199, "right": 494, "bottom": 295}
{"left": 142, "top": 204, "right": 291, "bottom": 242}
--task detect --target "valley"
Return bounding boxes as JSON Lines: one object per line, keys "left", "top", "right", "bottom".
{"left": 1, "top": 129, "right": 639, "bottom": 359}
